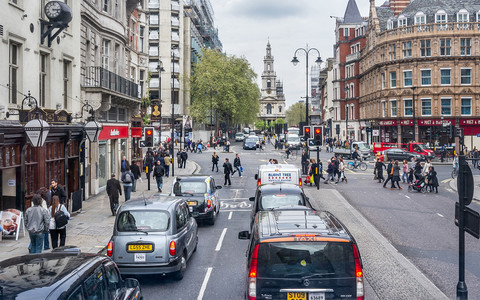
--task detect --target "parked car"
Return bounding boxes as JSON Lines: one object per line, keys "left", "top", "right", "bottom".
{"left": 384, "top": 148, "right": 424, "bottom": 162}
{"left": 243, "top": 136, "right": 259, "bottom": 150}
{"left": 235, "top": 132, "right": 245, "bottom": 142}
{"left": 171, "top": 175, "right": 222, "bottom": 225}
{"left": 0, "top": 251, "right": 142, "bottom": 300}
{"left": 238, "top": 210, "right": 364, "bottom": 300}
{"left": 108, "top": 196, "right": 198, "bottom": 280}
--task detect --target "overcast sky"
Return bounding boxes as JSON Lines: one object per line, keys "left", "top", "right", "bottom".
{"left": 209, "top": 0, "right": 386, "bottom": 108}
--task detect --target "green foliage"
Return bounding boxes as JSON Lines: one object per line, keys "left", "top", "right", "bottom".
{"left": 286, "top": 103, "right": 306, "bottom": 125}
{"left": 255, "top": 120, "right": 265, "bottom": 130}
{"left": 190, "top": 49, "right": 260, "bottom": 126}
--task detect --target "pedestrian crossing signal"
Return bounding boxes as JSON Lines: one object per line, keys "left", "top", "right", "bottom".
{"left": 145, "top": 127, "right": 154, "bottom": 147}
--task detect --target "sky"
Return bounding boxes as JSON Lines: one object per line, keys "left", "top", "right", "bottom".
{"left": 209, "top": 0, "right": 386, "bottom": 108}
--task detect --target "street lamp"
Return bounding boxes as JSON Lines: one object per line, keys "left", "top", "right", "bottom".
{"left": 156, "top": 61, "right": 165, "bottom": 142}
{"left": 291, "top": 45, "right": 322, "bottom": 126}
{"left": 344, "top": 85, "right": 350, "bottom": 146}
{"left": 411, "top": 86, "right": 417, "bottom": 142}
{"left": 171, "top": 49, "right": 177, "bottom": 176}
{"left": 206, "top": 90, "right": 218, "bottom": 146}
{"left": 21, "top": 92, "right": 50, "bottom": 147}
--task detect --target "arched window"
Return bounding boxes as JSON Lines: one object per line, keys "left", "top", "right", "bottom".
{"left": 398, "top": 15, "right": 407, "bottom": 27}
{"left": 267, "top": 80, "right": 271, "bottom": 88}
{"left": 267, "top": 64, "right": 271, "bottom": 71}
{"left": 457, "top": 9, "right": 469, "bottom": 22}
{"left": 266, "top": 104, "right": 272, "bottom": 114}
{"left": 387, "top": 19, "right": 394, "bottom": 30}
{"left": 415, "top": 12, "right": 426, "bottom": 25}
{"left": 278, "top": 106, "right": 282, "bottom": 113}
{"left": 435, "top": 10, "right": 447, "bottom": 23}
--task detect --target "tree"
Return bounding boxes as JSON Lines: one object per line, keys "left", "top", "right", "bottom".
{"left": 286, "top": 103, "right": 306, "bottom": 126}
{"left": 190, "top": 49, "right": 260, "bottom": 134}
{"left": 255, "top": 120, "right": 266, "bottom": 130}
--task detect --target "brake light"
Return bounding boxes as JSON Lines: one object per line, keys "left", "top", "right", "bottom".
{"left": 293, "top": 234, "right": 318, "bottom": 237}
{"left": 257, "top": 178, "right": 261, "bottom": 186}
{"left": 107, "top": 241, "right": 113, "bottom": 257}
{"left": 169, "top": 241, "right": 176, "bottom": 256}
{"left": 299, "top": 178, "right": 303, "bottom": 186}
{"left": 206, "top": 199, "right": 212, "bottom": 209}
{"left": 247, "top": 244, "right": 259, "bottom": 299}
{"left": 352, "top": 243, "right": 364, "bottom": 300}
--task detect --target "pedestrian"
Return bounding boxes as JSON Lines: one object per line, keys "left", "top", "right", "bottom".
{"left": 50, "top": 179, "right": 67, "bottom": 204}
{"left": 144, "top": 151, "right": 154, "bottom": 177}
{"left": 106, "top": 173, "right": 122, "bottom": 216}
{"left": 426, "top": 166, "right": 439, "bottom": 193}
{"left": 233, "top": 153, "right": 242, "bottom": 177}
{"left": 472, "top": 148, "right": 478, "bottom": 169}
{"left": 121, "top": 166, "right": 135, "bottom": 201}
{"left": 36, "top": 188, "right": 51, "bottom": 250}
{"left": 414, "top": 160, "right": 423, "bottom": 180}
{"left": 177, "top": 150, "right": 182, "bottom": 168}
{"left": 164, "top": 154, "right": 171, "bottom": 177}
{"left": 130, "top": 162, "right": 141, "bottom": 192}
{"left": 402, "top": 160, "right": 409, "bottom": 183}
{"left": 120, "top": 155, "right": 129, "bottom": 173}
{"left": 324, "top": 160, "right": 335, "bottom": 184}
{"left": 153, "top": 160, "right": 165, "bottom": 192}
{"left": 339, "top": 157, "right": 347, "bottom": 183}
{"left": 332, "top": 156, "right": 340, "bottom": 183}
{"left": 301, "top": 149, "right": 310, "bottom": 175}
{"left": 223, "top": 158, "right": 234, "bottom": 186}
{"left": 181, "top": 149, "right": 188, "bottom": 168}
{"left": 422, "top": 159, "right": 432, "bottom": 176}
{"left": 391, "top": 160, "right": 402, "bottom": 190}
{"left": 48, "top": 195, "right": 70, "bottom": 249}
{"left": 25, "top": 194, "right": 50, "bottom": 254}
{"left": 197, "top": 141, "right": 203, "bottom": 153}
{"left": 212, "top": 152, "right": 219, "bottom": 172}
{"left": 375, "top": 158, "right": 386, "bottom": 183}
{"left": 383, "top": 159, "right": 394, "bottom": 188}
{"left": 192, "top": 140, "right": 197, "bottom": 153}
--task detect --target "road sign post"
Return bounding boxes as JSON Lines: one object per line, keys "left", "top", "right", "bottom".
{"left": 316, "top": 146, "right": 320, "bottom": 190}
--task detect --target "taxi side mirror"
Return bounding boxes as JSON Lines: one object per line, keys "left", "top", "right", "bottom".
{"left": 249, "top": 197, "right": 255, "bottom": 202}
{"left": 254, "top": 174, "right": 258, "bottom": 180}
{"left": 238, "top": 231, "right": 250, "bottom": 240}
{"left": 216, "top": 186, "right": 222, "bottom": 190}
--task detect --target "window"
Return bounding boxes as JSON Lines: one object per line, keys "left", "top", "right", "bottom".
{"left": 149, "top": 29, "right": 158, "bottom": 39}
{"left": 477, "top": 12, "right": 480, "bottom": 22}
{"left": 421, "top": 98, "right": 431, "bottom": 116}
{"left": 9, "top": 43, "right": 19, "bottom": 104}
{"left": 440, "top": 69, "right": 451, "bottom": 85}
{"left": 279, "top": 106, "right": 282, "bottom": 113}
{"left": 403, "top": 70, "right": 412, "bottom": 87}
{"left": 420, "top": 40, "right": 431, "bottom": 57}
{"left": 67, "top": 286, "right": 83, "bottom": 300}
{"left": 461, "top": 98, "right": 472, "bottom": 115}
{"left": 415, "top": 12, "right": 426, "bottom": 25}
{"left": 435, "top": 10, "right": 447, "bottom": 23}
{"left": 460, "top": 38, "right": 471, "bottom": 56}
{"left": 390, "top": 72, "right": 397, "bottom": 88}
{"left": 344, "top": 28, "right": 349, "bottom": 37}
{"left": 266, "top": 104, "right": 272, "bottom": 114}
{"left": 105, "top": 263, "right": 121, "bottom": 295}
{"left": 102, "top": 40, "right": 110, "bottom": 70}
{"left": 150, "top": 14, "right": 158, "bottom": 25}
{"left": 402, "top": 41, "right": 412, "bottom": 58}
{"left": 390, "top": 100, "right": 397, "bottom": 117}
{"left": 457, "top": 10, "right": 469, "bottom": 22}
{"left": 381, "top": 73, "right": 385, "bottom": 89}
{"left": 39, "top": 53, "right": 49, "bottom": 107}
{"left": 389, "top": 44, "right": 396, "bottom": 61}
{"left": 267, "top": 80, "right": 271, "bottom": 88}
{"left": 103, "top": 0, "right": 109, "bottom": 12}
{"left": 84, "top": 266, "right": 107, "bottom": 300}
{"left": 404, "top": 99, "right": 413, "bottom": 116}
{"left": 461, "top": 68, "right": 472, "bottom": 85}
{"left": 381, "top": 101, "right": 386, "bottom": 118}
{"left": 387, "top": 20, "right": 394, "bottom": 30}
{"left": 114, "top": 44, "right": 120, "bottom": 74}
{"left": 63, "top": 60, "right": 71, "bottom": 110}
{"left": 440, "top": 39, "right": 451, "bottom": 56}
{"left": 421, "top": 69, "right": 431, "bottom": 86}
{"left": 441, "top": 98, "right": 451, "bottom": 115}
{"left": 176, "top": 205, "right": 187, "bottom": 229}
{"left": 149, "top": 45, "right": 158, "bottom": 56}
{"left": 398, "top": 16, "right": 407, "bottom": 27}
{"left": 139, "top": 26, "right": 144, "bottom": 52}
{"left": 118, "top": 108, "right": 126, "bottom": 121}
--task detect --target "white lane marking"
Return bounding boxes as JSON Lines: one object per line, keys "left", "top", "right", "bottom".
{"left": 228, "top": 211, "right": 233, "bottom": 220}
{"left": 437, "top": 213, "right": 445, "bottom": 218}
{"left": 405, "top": 195, "right": 411, "bottom": 199}
{"left": 219, "top": 209, "right": 250, "bottom": 212}
{"left": 197, "top": 267, "right": 213, "bottom": 300}
{"left": 215, "top": 228, "right": 228, "bottom": 252}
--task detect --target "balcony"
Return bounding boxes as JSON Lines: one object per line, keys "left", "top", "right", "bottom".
{"left": 82, "top": 66, "right": 140, "bottom": 100}
{"left": 346, "top": 52, "right": 360, "bottom": 63}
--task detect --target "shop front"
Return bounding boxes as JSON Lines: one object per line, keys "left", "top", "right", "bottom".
{"left": 418, "top": 119, "right": 454, "bottom": 147}
{"left": 378, "top": 120, "right": 398, "bottom": 143}
{"left": 97, "top": 125, "right": 129, "bottom": 190}
{"left": 460, "top": 119, "right": 480, "bottom": 150}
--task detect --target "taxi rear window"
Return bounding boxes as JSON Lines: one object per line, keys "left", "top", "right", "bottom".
{"left": 257, "top": 242, "right": 354, "bottom": 278}
{"left": 117, "top": 210, "right": 170, "bottom": 232}
{"left": 260, "top": 194, "right": 303, "bottom": 209}
{"left": 173, "top": 181, "right": 207, "bottom": 195}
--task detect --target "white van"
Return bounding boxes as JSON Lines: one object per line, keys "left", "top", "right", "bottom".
{"left": 254, "top": 164, "right": 302, "bottom": 187}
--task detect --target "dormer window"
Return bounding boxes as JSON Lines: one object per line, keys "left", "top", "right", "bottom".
{"left": 477, "top": 11, "right": 480, "bottom": 22}
{"left": 387, "top": 19, "right": 394, "bottom": 30}
{"left": 398, "top": 15, "right": 407, "bottom": 27}
{"left": 457, "top": 9, "right": 469, "bottom": 22}
{"left": 415, "top": 12, "right": 426, "bottom": 25}
{"left": 435, "top": 10, "right": 447, "bottom": 23}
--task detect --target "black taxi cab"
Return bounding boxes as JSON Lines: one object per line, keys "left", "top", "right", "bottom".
{"left": 238, "top": 209, "right": 364, "bottom": 300}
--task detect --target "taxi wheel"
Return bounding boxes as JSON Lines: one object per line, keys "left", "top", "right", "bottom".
{"left": 207, "top": 209, "right": 217, "bottom": 226}
{"left": 173, "top": 253, "right": 187, "bottom": 281}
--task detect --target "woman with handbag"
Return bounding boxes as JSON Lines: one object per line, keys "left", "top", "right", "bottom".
{"left": 339, "top": 157, "right": 347, "bottom": 183}
{"left": 48, "top": 195, "right": 70, "bottom": 249}
{"left": 212, "top": 152, "right": 219, "bottom": 172}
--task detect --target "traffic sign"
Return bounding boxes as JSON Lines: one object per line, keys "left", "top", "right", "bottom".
{"left": 457, "top": 157, "right": 474, "bottom": 206}
{"left": 140, "top": 141, "right": 146, "bottom": 147}
{"left": 455, "top": 203, "right": 480, "bottom": 239}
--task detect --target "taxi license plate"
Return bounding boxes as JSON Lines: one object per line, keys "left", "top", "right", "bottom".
{"left": 287, "top": 293, "right": 325, "bottom": 300}
{"left": 134, "top": 253, "right": 146, "bottom": 262}
{"left": 128, "top": 244, "right": 152, "bottom": 252}
{"left": 187, "top": 201, "right": 197, "bottom": 206}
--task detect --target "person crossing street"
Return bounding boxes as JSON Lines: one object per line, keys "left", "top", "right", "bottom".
{"left": 223, "top": 158, "right": 234, "bottom": 186}
{"left": 153, "top": 160, "right": 165, "bottom": 192}
{"left": 233, "top": 154, "right": 242, "bottom": 177}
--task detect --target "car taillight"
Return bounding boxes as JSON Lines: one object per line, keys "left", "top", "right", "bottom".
{"left": 207, "top": 199, "right": 212, "bottom": 209}
{"left": 298, "top": 178, "right": 303, "bottom": 186}
{"left": 107, "top": 241, "right": 113, "bottom": 257}
{"left": 257, "top": 179, "right": 261, "bottom": 186}
{"left": 353, "top": 243, "right": 364, "bottom": 300}
{"left": 248, "top": 244, "right": 259, "bottom": 299}
{"left": 169, "top": 241, "right": 176, "bottom": 256}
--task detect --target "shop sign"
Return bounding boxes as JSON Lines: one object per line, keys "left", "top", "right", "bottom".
{"left": 400, "top": 119, "right": 413, "bottom": 126}
{"left": 378, "top": 120, "right": 397, "bottom": 126}
{"left": 20, "top": 108, "right": 71, "bottom": 124}
{"left": 418, "top": 119, "right": 454, "bottom": 126}
{"left": 460, "top": 119, "right": 480, "bottom": 126}
{"left": 98, "top": 126, "right": 129, "bottom": 140}
{"left": 131, "top": 127, "right": 142, "bottom": 138}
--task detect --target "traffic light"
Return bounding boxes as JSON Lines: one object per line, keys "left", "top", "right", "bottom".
{"left": 313, "top": 126, "right": 322, "bottom": 146}
{"left": 304, "top": 126, "right": 311, "bottom": 138}
{"left": 145, "top": 127, "right": 154, "bottom": 147}
{"left": 446, "top": 124, "right": 454, "bottom": 139}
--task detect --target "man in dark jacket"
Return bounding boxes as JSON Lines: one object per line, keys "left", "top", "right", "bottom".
{"left": 180, "top": 150, "right": 188, "bottom": 168}
{"left": 121, "top": 156, "right": 129, "bottom": 173}
{"left": 106, "top": 174, "right": 122, "bottom": 216}
{"left": 130, "top": 162, "right": 141, "bottom": 192}
{"left": 223, "top": 158, "right": 234, "bottom": 186}
{"left": 301, "top": 150, "right": 310, "bottom": 175}
{"left": 233, "top": 154, "right": 242, "bottom": 177}
{"left": 50, "top": 179, "right": 67, "bottom": 204}
{"left": 153, "top": 160, "right": 165, "bottom": 192}
{"left": 383, "top": 159, "right": 394, "bottom": 188}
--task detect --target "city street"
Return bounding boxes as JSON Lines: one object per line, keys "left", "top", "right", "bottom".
{"left": 130, "top": 142, "right": 480, "bottom": 299}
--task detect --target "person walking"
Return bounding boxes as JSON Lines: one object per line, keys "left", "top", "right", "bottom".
{"left": 48, "top": 195, "right": 70, "bottom": 249}
{"left": 130, "top": 162, "right": 141, "bottom": 192}
{"left": 426, "top": 166, "right": 439, "bottom": 193}
{"left": 212, "top": 152, "right": 219, "bottom": 172}
{"left": 50, "top": 179, "right": 67, "bottom": 205}
{"left": 37, "top": 188, "right": 51, "bottom": 250}
{"left": 120, "top": 156, "right": 129, "bottom": 173}
{"left": 223, "top": 158, "right": 234, "bottom": 186}
{"left": 391, "top": 160, "right": 402, "bottom": 190}
{"left": 181, "top": 150, "right": 188, "bottom": 168}
{"left": 332, "top": 156, "right": 340, "bottom": 183}
{"left": 339, "top": 157, "right": 347, "bottom": 183}
{"left": 383, "top": 159, "right": 394, "bottom": 188}
{"left": 301, "top": 149, "right": 310, "bottom": 175}
{"left": 164, "top": 154, "right": 171, "bottom": 177}
{"left": 121, "top": 166, "right": 135, "bottom": 201}
{"left": 402, "top": 160, "right": 409, "bottom": 183}
{"left": 153, "top": 160, "right": 165, "bottom": 192}
{"left": 414, "top": 160, "right": 423, "bottom": 180}
{"left": 106, "top": 173, "right": 122, "bottom": 216}
{"left": 25, "top": 194, "right": 50, "bottom": 253}
{"left": 233, "top": 154, "right": 242, "bottom": 177}
{"left": 375, "top": 158, "right": 386, "bottom": 183}
{"left": 324, "top": 160, "right": 335, "bottom": 184}
{"left": 422, "top": 159, "right": 432, "bottom": 176}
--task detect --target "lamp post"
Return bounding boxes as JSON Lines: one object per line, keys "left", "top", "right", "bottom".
{"left": 344, "top": 86, "right": 349, "bottom": 147}
{"left": 291, "top": 45, "right": 322, "bottom": 126}
{"left": 156, "top": 62, "right": 165, "bottom": 143}
{"left": 171, "top": 50, "right": 177, "bottom": 176}
{"left": 411, "top": 86, "right": 417, "bottom": 142}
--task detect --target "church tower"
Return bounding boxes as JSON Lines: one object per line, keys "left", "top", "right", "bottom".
{"left": 261, "top": 41, "right": 277, "bottom": 98}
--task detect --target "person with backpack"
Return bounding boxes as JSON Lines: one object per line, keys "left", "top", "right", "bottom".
{"left": 323, "top": 160, "right": 335, "bottom": 184}
{"left": 223, "top": 158, "right": 234, "bottom": 186}
{"left": 121, "top": 166, "right": 135, "bottom": 201}
{"left": 383, "top": 159, "right": 394, "bottom": 188}
{"left": 153, "top": 160, "right": 165, "bottom": 192}
{"left": 48, "top": 195, "right": 70, "bottom": 249}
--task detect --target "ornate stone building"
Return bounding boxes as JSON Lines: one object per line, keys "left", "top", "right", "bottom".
{"left": 360, "top": 0, "right": 480, "bottom": 148}
{"left": 258, "top": 41, "right": 286, "bottom": 126}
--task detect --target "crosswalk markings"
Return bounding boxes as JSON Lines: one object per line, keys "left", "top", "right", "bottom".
{"left": 441, "top": 178, "right": 453, "bottom": 184}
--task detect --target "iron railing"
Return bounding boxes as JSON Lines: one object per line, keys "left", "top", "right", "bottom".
{"left": 82, "top": 66, "right": 140, "bottom": 99}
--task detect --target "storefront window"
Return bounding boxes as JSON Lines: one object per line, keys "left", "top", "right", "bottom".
{"left": 461, "top": 98, "right": 471, "bottom": 115}
{"left": 421, "top": 99, "right": 431, "bottom": 116}
{"left": 441, "top": 98, "right": 451, "bottom": 115}
{"left": 99, "top": 142, "right": 107, "bottom": 188}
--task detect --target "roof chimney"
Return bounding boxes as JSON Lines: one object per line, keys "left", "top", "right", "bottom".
{"left": 390, "top": 0, "right": 410, "bottom": 16}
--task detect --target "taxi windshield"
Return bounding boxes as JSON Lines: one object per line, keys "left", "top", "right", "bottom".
{"left": 260, "top": 194, "right": 303, "bottom": 209}
{"left": 246, "top": 138, "right": 258, "bottom": 143}
{"left": 117, "top": 210, "right": 170, "bottom": 232}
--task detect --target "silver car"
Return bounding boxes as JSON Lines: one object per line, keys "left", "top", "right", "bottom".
{"left": 108, "top": 196, "right": 198, "bottom": 280}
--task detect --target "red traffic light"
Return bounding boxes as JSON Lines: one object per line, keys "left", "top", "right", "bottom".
{"left": 146, "top": 129, "right": 153, "bottom": 136}
{"left": 305, "top": 128, "right": 310, "bottom": 133}
{"left": 315, "top": 128, "right": 321, "bottom": 134}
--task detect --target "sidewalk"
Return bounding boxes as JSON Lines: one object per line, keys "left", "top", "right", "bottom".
{"left": 449, "top": 174, "right": 480, "bottom": 201}
{"left": 0, "top": 160, "right": 199, "bottom": 260}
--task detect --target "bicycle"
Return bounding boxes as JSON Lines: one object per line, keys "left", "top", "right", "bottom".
{"left": 281, "top": 152, "right": 297, "bottom": 161}
{"left": 451, "top": 166, "right": 458, "bottom": 179}
{"left": 347, "top": 160, "right": 368, "bottom": 171}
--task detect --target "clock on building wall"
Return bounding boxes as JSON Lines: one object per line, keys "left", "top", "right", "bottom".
{"left": 41, "top": 1, "right": 73, "bottom": 47}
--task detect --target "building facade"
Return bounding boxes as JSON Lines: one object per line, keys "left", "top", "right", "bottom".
{"left": 360, "top": 0, "right": 480, "bottom": 149}
{"left": 258, "top": 41, "right": 286, "bottom": 125}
